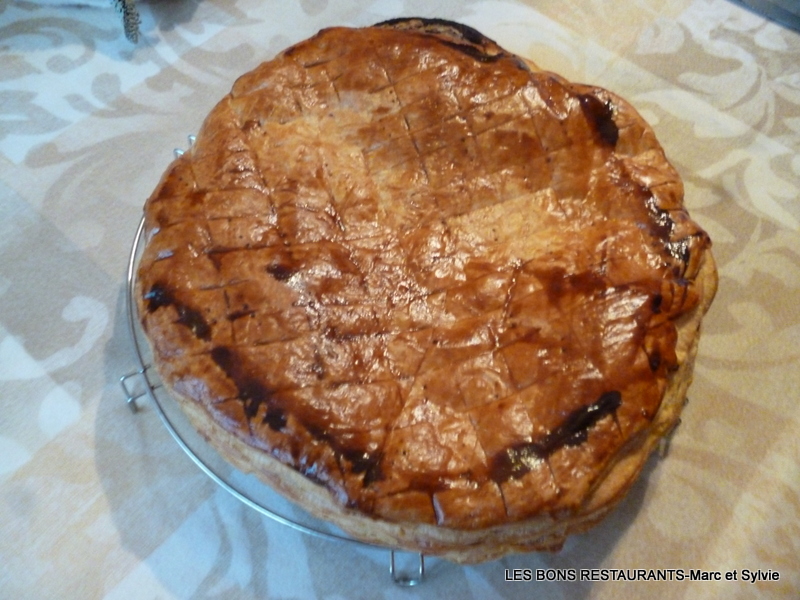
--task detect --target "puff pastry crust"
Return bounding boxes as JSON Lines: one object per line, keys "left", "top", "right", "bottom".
{"left": 136, "top": 19, "right": 717, "bottom": 563}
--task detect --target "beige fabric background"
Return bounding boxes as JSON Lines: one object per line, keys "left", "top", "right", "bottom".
{"left": 1, "top": 0, "right": 798, "bottom": 598}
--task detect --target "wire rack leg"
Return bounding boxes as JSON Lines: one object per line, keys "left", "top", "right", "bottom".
{"left": 658, "top": 397, "right": 689, "bottom": 459}
{"left": 389, "top": 550, "right": 425, "bottom": 586}
{"left": 119, "top": 368, "right": 152, "bottom": 413}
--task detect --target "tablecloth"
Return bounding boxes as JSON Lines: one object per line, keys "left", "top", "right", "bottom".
{"left": 1, "top": 0, "right": 798, "bottom": 598}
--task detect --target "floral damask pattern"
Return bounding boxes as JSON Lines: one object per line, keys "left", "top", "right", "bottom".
{"left": 1, "top": 0, "right": 798, "bottom": 598}
{"left": 636, "top": 1, "right": 800, "bottom": 139}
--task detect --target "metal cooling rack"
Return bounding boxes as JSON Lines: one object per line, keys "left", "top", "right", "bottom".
{"left": 119, "top": 137, "right": 684, "bottom": 588}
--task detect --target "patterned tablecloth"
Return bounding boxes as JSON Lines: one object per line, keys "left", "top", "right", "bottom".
{"left": 1, "top": 1, "right": 798, "bottom": 598}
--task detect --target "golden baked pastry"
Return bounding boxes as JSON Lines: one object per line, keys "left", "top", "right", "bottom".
{"left": 136, "top": 18, "right": 717, "bottom": 563}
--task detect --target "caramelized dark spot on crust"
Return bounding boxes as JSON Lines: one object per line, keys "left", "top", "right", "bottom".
{"left": 144, "top": 282, "right": 211, "bottom": 341}
{"left": 227, "top": 309, "right": 256, "bottom": 321}
{"left": 490, "top": 391, "right": 622, "bottom": 482}
{"left": 578, "top": 93, "right": 618, "bottom": 148}
{"left": 344, "top": 449, "right": 384, "bottom": 486}
{"left": 177, "top": 307, "right": 212, "bottom": 341}
{"left": 648, "top": 350, "right": 662, "bottom": 372}
{"left": 210, "top": 345, "right": 384, "bottom": 481}
{"left": 263, "top": 407, "right": 288, "bottom": 430}
{"left": 304, "top": 421, "right": 385, "bottom": 487}
{"left": 557, "top": 391, "right": 623, "bottom": 447}
{"left": 375, "top": 17, "right": 491, "bottom": 46}
{"left": 211, "top": 346, "right": 285, "bottom": 428}
{"left": 266, "top": 262, "right": 295, "bottom": 281}
{"left": 536, "top": 267, "right": 608, "bottom": 309}
{"left": 652, "top": 294, "right": 663, "bottom": 314}
{"left": 144, "top": 282, "right": 173, "bottom": 312}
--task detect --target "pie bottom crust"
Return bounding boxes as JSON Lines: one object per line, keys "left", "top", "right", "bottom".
{"left": 158, "top": 250, "right": 717, "bottom": 564}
